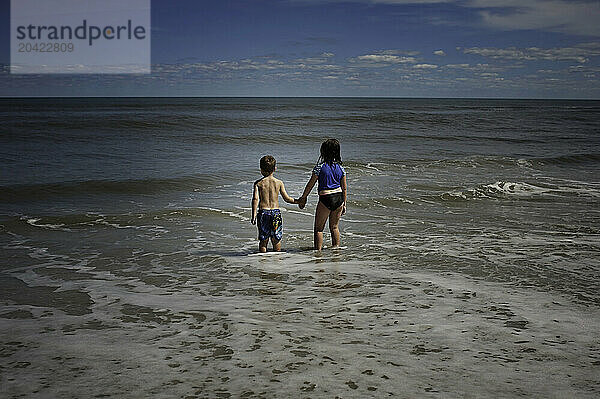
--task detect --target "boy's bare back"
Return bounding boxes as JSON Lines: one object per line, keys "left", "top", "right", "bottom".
{"left": 254, "top": 176, "right": 293, "bottom": 209}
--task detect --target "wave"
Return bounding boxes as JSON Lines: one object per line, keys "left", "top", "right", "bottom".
{"left": 1, "top": 175, "right": 218, "bottom": 203}
{"left": 437, "top": 181, "right": 600, "bottom": 202}
{"left": 532, "top": 153, "right": 600, "bottom": 166}
{"left": 344, "top": 179, "right": 600, "bottom": 208}
{"left": 342, "top": 156, "right": 535, "bottom": 174}
{"left": 350, "top": 196, "right": 414, "bottom": 209}
{"left": 2, "top": 206, "right": 251, "bottom": 233}
{"left": 346, "top": 180, "right": 599, "bottom": 208}
{"left": 341, "top": 153, "right": 600, "bottom": 176}
{"left": 1, "top": 105, "right": 581, "bottom": 139}
{"left": 4, "top": 124, "right": 328, "bottom": 146}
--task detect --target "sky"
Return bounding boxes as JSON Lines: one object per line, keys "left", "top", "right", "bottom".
{"left": 1, "top": 0, "right": 600, "bottom": 97}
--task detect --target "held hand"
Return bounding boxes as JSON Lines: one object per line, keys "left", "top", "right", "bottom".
{"left": 296, "top": 197, "right": 307, "bottom": 209}
{"left": 341, "top": 203, "right": 346, "bottom": 216}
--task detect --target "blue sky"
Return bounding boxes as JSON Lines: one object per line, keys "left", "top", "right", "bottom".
{"left": 2, "top": 0, "right": 600, "bottom": 97}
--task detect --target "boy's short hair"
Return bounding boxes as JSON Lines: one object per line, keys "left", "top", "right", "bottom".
{"left": 260, "top": 155, "right": 276, "bottom": 174}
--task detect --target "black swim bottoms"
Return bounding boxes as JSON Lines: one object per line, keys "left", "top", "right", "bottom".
{"left": 319, "top": 192, "right": 344, "bottom": 211}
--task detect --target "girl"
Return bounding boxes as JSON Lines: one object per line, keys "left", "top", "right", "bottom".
{"left": 297, "top": 138, "right": 347, "bottom": 250}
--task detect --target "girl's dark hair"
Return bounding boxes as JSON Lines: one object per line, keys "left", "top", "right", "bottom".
{"left": 319, "top": 138, "right": 342, "bottom": 165}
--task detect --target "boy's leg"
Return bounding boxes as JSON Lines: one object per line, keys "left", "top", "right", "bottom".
{"left": 328, "top": 205, "right": 344, "bottom": 248}
{"left": 313, "top": 201, "right": 330, "bottom": 250}
{"left": 271, "top": 237, "right": 282, "bottom": 252}
{"left": 271, "top": 210, "right": 283, "bottom": 252}
{"left": 259, "top": 239, "right": 269, "bottom": 253}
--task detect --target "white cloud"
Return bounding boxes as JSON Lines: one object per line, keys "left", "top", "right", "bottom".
{"left": 144, "top": 43, "right": 599, "bottom": 97}
{"left": 434, "top": 50, "right": 446, "bottom": 56}
{"left": 291, "top": 53, "right": 334, "bottom": 65}
{"left": 469, "top": 0, "right": 600, "bottom": 36}
{"left": 379, "top": 49, "right": 421, "bottom": 56}
{"left": 537, "top": 69, "right": 558, "bottom": 74}
{"left": 350, "top": 54, "right": 418, "bottom": 65}
{"left": 462, "top": 44, "right": 600, "bottom": 63}
{"left": 568, "top": 65, "right": 600, "bottom": 73}
{"left": 298, "top": 0, "right": 600, "bottom": 36}
{"left": 414, "top": 63, "right": 439, "bottom": 69}
{"left": 441, "top": 63, "right": 516, "bottom": 74}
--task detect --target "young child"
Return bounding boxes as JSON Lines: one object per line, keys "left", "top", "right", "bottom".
{"left": 251, "top": 155, "right": 298, "bottom": 253}
{"left": 297, "top": 139, "right": 347, "bottom": 250}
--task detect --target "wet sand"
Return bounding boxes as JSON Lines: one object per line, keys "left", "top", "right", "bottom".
{"left": 1, "top": 252, "right": 599, "bottom": 398}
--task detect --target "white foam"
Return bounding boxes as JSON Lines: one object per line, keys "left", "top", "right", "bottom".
{"left": 444, "top": 191, "right": 468, "bottom": 200}
{"left": 485, "top": 181, "right": 552, "bottom": 196}
{"left": 24, "top": 217, "right": 72, "bottom": 232}
{"left": 391, "top": 196, "right": 414, "bottom": 204}
{"left": 97, "top": 220, "right": 137, "bottom": 229}
{"left": 344, "top": 231, "right": 370, "bottom": 239}
{"left": 373, "top": 199, "right": 387, "bottom": 208}
{"left": 365, "top": 163, "right": 382, "bottom": 172}
{"left": 197, "top": 206, "right": 249, "bottom": 222}
{"left": 516, "top": 159, "right": 533, "bottom": 168}
{"left": 328, "top": 245, "right": 348, "bottom": 250}
{"left": 341, "top": 218, "right": 371, "bottom": 223}
{"left": 246, "top": 251, "right": 289, "bottom": 257}
{"left": 283, "top": 208, "right": 313, "bottom": 217}
{"left": 485, "top": 181, "right": 600, "bottom": 198}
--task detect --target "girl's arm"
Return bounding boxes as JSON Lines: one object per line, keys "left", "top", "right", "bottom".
{"left": 298, "top": 174, "right": 318, "bottom": 204}
{"left": 340, "top": 175, "right": 347, "bottom": 215}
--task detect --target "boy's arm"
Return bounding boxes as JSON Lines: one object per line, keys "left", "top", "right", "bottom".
{"left": 279, "top": 181, "right": 296, "bottom": 204}
{"left": 251, "top": 182, "right": 259, "bottom": 224}
{"left": 340, "top": 175, "right": 347, "bottom": 215}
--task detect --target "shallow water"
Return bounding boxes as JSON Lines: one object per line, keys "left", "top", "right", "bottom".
{"left": 1, "top": 97, "right": 599, "bottom": 397}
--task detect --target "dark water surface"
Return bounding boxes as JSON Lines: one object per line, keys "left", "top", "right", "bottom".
{"left": 1, "top": 98, "right": 599, "bottom": 398}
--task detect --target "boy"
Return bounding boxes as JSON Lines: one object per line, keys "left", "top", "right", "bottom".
{"left": 251, "top": 155, "right": 298, "bottom": 252}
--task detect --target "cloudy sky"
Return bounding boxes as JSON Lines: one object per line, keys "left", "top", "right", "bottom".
{"left": 2, "top": 0, "right": 600, "bottom": 97}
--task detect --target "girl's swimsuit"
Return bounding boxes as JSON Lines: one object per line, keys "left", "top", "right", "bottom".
{"left": 313, "top": 162, "right": 346, "bottom": 211}
{"left": 319, "top": 192, "right": 344, "bottom": 211}
{"left": 257, "top": 209, "right": 283, "bottom": 241}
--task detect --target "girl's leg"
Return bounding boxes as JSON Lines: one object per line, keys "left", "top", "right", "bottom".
{"left": 328, "top": 205, "right": 344, "bottom": 248}
{"left": 313, "top": 201, "right": 330, "bottom": 250}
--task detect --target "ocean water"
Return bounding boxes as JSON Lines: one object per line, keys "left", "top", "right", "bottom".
{"left": 1, "top": 97, "right": 599, "bottom": 398}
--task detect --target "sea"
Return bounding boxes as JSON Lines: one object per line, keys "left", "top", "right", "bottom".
{"left": 1, "top": 97, "right": 599, "bottom": 398}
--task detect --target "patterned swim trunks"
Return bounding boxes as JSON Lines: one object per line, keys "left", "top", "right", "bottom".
{"left": 257, "top": 209, "right": 283, "bottom": 241}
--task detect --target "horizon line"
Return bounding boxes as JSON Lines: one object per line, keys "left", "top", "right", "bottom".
{"left": 1, "top": 95, "right": 599, "bottom": 100}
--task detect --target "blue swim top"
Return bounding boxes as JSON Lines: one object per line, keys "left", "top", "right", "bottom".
{"left": 313, "top": 162, "right": 346, "bottom": 192}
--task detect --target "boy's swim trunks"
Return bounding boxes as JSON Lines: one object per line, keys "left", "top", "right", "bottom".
{"left": 257, "top": 209, "right": 283, "bottom": 241}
